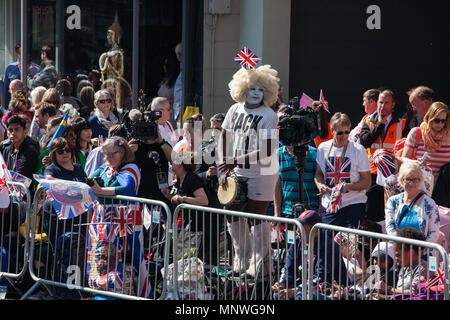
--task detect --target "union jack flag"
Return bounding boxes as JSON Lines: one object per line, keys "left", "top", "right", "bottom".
{"left": 372, "top": 149, "right": 396, "bottom": 178}
{"left": 234, "top": 47, "right": 262, "bottom": 70}
{"left": 327, "top": 182, "right": 344, "bottom": 215}
{"left": 325, "top": 156, "right": 351, "bottom": 187}
{"left": 319, "top": 89, "right": 330, "bottom": 113}
{"left": 9, "top": 171, "right": 32, "bottom": 188}
{"left": 87, "top": 203, "right": 152, "bottom": 298}
{"left": 33, "top": 174, "right": 97, "bottom": 220}
{"left": 423, "top": 268, "right": 445, "bottom": 291}
{"left": 0, "top": 160, "right": 10, "bottom": 193}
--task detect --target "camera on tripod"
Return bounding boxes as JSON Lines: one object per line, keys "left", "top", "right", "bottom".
{"left": 278, "top": 96, "right": 322, "bottom": 212}
{"left": 122, "top": 109, "right": 162, "bottom": 141}
{"left": 278, "top": 96, "right": 319, "bottom": 147}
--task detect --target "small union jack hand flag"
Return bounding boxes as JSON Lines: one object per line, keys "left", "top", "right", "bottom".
{"left": 234, "top": 47, "right": 262, "bottom": 70}
{"left": 327, "top": 182, "right": 344, "bottom": 215}
{"left": 423, "top": 268, "right": 445, "bottom": 291}
{"left": 319, "top": 89, "right": 330, "bottom": 113}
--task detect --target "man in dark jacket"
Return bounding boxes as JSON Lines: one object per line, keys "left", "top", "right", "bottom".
{"left": 28, "top": 45, "right": 57, "bottom": 89}
{"left": 0, "top": 115, "right": 39, "bottom": 179}
{"left": 359, "top": 90, "right": 409, "bottom": 222}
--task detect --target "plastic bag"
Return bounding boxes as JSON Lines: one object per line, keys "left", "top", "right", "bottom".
{"left": 163, "top": 255, "right": 213, "bottom": 300}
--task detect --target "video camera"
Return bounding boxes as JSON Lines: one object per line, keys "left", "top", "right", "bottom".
{"left": 278, "top": 96, "right": 319, "bottom": 147}
{"left": 278, "top": 96, "right": 321, "bottom": 208}
{"left": 122, "top": 109, "right": 162, "bottom": 141}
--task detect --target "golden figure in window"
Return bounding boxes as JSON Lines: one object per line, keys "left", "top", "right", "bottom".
{"left": 99, "top": 12, "right": 129, "bottom": 109}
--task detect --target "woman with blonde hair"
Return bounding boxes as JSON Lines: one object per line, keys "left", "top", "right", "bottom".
{"left": 30, "top": 86, "right": 47, "bottom": 111}
{"left": 385, "top": 161, "right": 440, "bottom": 243}
{"left": 88, "top": 89, "right": 121, "bottom": 139}
{"left": 402, "top": 102, "right": 450, "bottom": 183}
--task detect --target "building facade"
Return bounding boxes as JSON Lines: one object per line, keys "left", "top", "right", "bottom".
{"left": 1, "top": 0, "right": 449, "bottom": 124}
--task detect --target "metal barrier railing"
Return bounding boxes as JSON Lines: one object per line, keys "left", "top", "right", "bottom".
{"left": 22, "top": 187, "right": 172, "bottom": 300}
{"left": 307, "top": 223, "right": 449, "bottom": 300}
{"left": 0, "top": 182, "right": 31, "bottom": 298}
{"left": 170, "top": 203, "right": 307, "bottom": 300}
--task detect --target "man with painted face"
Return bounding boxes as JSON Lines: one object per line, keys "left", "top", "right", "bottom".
{"left": 218, "top": 65, "right": 280, "bottom": 278}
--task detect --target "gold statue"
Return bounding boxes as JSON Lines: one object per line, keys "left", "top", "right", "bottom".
{"left": 99, "top": 12, "right": 129, "bottom": 108}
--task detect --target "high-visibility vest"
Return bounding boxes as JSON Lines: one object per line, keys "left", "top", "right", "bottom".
{"left": 365, "top": 116, "right": 406, "bottom": 174}
{"left": 315, "top": 123, "right": 334, "bottom": 148}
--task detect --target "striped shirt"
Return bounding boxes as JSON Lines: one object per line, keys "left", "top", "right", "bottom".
{"left": 405, "top": 127, "right": 450, "bottom": 181}
{"left": 278, "top": 145, "right": 319, "bottom": 215}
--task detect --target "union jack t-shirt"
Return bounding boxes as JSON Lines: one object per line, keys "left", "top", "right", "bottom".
{"left": 316, "top": 140, "right": 371, "bottom": 209}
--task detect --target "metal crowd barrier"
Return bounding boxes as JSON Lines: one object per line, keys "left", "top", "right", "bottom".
{"left": 307, "top": 223, "right": 449, "bottom": 301}
{"left": 0, "top": 182, "right": 31, "bottom": 298}
{"left": 170, "top": 203, "right": 307, "bottom": 300}
{"left": 22, "top": 186, "right": 172, "bottom": 300}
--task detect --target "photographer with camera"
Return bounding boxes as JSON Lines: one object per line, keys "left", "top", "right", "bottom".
{"left": 314, "top": 112, "right": 371, "bottom": 228}
{"left": 150, "top": 97, "right": 178, "bottom": 188}
{"left": 124, "top": 109, "right": 172, "bottom": 206}
{"left": 89, "top": 136, "right": 140, "bottom": 197}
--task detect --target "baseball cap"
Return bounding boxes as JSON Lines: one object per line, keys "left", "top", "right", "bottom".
{"left": 296, "top": 210, "right": 321, "bottom": 226}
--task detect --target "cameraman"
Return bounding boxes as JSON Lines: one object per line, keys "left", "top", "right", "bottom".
{"left": 128, "top": 110, "right": 172, "bottom": 206}
{"left": 274, "top": 143, "right": 320, "bottom": 219}
{"left": 150, "top": 97, "right": 178, "bottom": 187}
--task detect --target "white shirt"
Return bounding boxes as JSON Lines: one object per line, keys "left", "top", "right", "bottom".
{"left": 350, "top": 111, "right": 377, "bottom": 145}
{"left": 159, "top": 121, "right": 178, "bottom": 148}
{"left": 173, "top": 138, "right": 189, "bottom": 153}
{"left": 221, "top": 103, "right": 279, "bottom": 178}
{"left": 316, "top": 140, "right": 371, "bottom": 209}
{"left": 173, "top": 68, "right": 182, "bottom": 119}
{"left": 158, "top": 121, "right": 178, "bottom": 187}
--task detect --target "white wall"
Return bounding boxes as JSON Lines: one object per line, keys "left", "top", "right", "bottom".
{"left": 203, "top": 0, "right": 291, "bottom": 122}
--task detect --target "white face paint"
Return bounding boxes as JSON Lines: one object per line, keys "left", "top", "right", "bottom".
{"left": 245, "top": 84, "right": 264, "bottom": 107}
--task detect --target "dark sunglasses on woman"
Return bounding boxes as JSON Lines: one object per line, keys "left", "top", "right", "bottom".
{"left": 56, "top": 147, "right": 71, "bottom": 155}
{"left": 432, "top": 118, "right": 447, "bottom": 124}
{"left": 336, "top": 130, "right": 350, "bottom": 136}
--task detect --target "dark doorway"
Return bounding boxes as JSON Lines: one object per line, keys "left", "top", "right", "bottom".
{"left": 29, "top": 0, "right": 182, "bottom": 102}
{"left": 290, "top": 0, "right": 450, "bottom": 125}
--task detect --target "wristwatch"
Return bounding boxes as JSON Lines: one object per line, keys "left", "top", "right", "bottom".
{"left": 160, "top": 139, "right": 169, "bottom": 148}
{"left": 182, "top": 196, "right": 187, "bottom": 203}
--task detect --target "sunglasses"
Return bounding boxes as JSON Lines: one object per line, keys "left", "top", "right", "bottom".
{"left": 432, "top": 118, "right": 447, "bottom": 124}
{"left": 336, "top": 130, "right": 350, "bottom": 136}
{"left": 46, "top": 100, "right": 59, "bottom": 105}
{"left": 56, "top": 147, "right": 71, "bottom": 155}
{"left": 98, "top": 99, "right": 112, "bottom": 104}
{"left": 105, "top": 150, "right": 120, "bottom": 158}
{"left": 403, "top": 177, "right": 420, "bottom": 184}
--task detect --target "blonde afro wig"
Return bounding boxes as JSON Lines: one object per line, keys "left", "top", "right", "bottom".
{"left": 228, "top": 65, "right": 280, "bottom": 107}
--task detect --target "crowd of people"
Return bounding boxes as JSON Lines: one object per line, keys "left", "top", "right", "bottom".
{"left": 0, "top": 43, "right": 449, "bottom": 300}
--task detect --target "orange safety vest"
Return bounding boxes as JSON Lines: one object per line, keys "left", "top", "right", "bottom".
{"left": 315, "top": 123, "right": 334, "bottom": 148}
{"left": 365, "top": 116, "right": 406, "bottom": 174}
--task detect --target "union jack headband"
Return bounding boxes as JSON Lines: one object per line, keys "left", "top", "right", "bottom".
{"left": 110, "top": 136, "right": 125, "bottom": 146}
